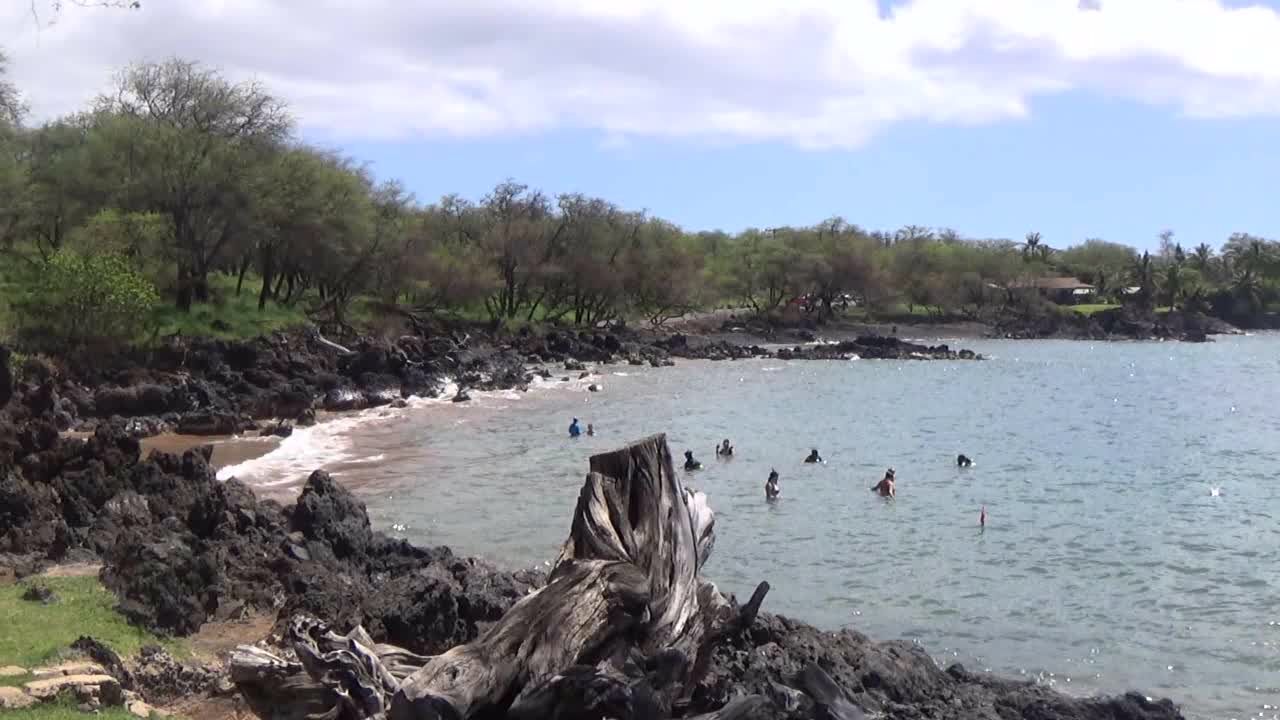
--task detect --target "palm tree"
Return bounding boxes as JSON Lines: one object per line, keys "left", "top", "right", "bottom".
{"left": 1191, "top": 243, "right": 1214, "bottom": 281}
{"left": 1160, "top": 264, "right": 1186, "bottom": 309}
{"left": 1231, "top": 270, "right": 1264, "bottom": 317}
{"left": 1130, "top": 251, "right": 1155, "bottom": 311}
{"left": 1021, "top": 232, "right": 1041, "bottom": 262}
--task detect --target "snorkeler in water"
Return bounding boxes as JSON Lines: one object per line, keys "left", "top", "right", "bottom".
{"left": 684, "top": 450, "right": 703, "bottom": 471}
{"left": 804, "top": 448, "right": 823, "bottom": 464}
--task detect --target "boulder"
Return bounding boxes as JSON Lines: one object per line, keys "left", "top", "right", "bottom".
{"left": 290, "top": 470, "right": 373, "bottom": 562}
{"left": 23, "top": 673, "right": 120, "bottom": 701}
{"left": 100, "top": 526, "right": 222, "bottom": 637}
{"left": 176, "top": 411, "right": 245, "bottom": 436}
{"left": 128, "top": 645, "right": 221, "bottom": 706}
{"left": 0, "top": 686, "right": 36, "bottom": 709}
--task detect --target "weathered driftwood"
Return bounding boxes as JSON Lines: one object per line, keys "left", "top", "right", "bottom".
{"left": 230, "top": 620, "right": 433, "bottom": 720}
{"left": 232, "top": 433, "right": 773, "bottom": 720}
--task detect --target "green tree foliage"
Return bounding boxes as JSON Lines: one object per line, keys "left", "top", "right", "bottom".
{"left": 1056, "top": 239, "right": 1137, "bottom": 298}
{"left": 93, "top": 59, "right": 291, "bottom": 310}
{"left": 1, "top": 53, "right": 1279, "bottom": 352}
{"left": 15, "top": 249, "right": 159, "bottom": 351}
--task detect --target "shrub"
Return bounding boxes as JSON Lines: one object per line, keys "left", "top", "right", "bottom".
{"left": 14, "top": 250, "right": 160, "bottom": 353}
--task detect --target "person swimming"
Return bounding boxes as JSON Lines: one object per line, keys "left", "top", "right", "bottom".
{"left": 716, "top": 439, "right": 734, "bottom": 457}
{"left": 587, "top": 423, "right": 595, "bottom": 436}
{"left": 683, "top": 450, "right": 702, "bottom": 471}
{"left": 871, "top": 468, "right": 896, "bottom": 497}
{"left": 957, "top": 454, "right": 972, "bottom": 468}
{"left": 804, "top": 448, "right": 823, "bottom": 464}
{"left": 569, "top": 418, "right": 581, "bottom": 438}
{"left": 765, "top": 469, "right": 781, "bottom": 500}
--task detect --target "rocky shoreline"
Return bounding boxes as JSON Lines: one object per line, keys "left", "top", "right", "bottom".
{"left": 989, "top": 307, "right": 1240, "bottom": 342}
{"left": 0, "top": 411, "right": 1184, "bottom": 719}
{"left": 0, "top": 324, "right": 980, "bottom": 447}
{"left": 0, "top": 327, "right": 1189, "bottom": 719}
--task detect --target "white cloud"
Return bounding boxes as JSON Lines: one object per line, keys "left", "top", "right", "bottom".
{"left": 2, "top": 0, "right": 1279, "bottom": 148}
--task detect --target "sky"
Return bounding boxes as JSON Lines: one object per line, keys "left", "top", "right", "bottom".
{"left": 1, "top": 0, "right": 1278, "bottom": 250}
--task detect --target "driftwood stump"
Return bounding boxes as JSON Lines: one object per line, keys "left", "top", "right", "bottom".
{"left": 231, "top": 433, "right": 773, "bottom": 720}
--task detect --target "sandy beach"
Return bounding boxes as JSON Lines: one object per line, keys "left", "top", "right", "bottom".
{"left": 140, "top": 432, "right": 282, "bottom": 472}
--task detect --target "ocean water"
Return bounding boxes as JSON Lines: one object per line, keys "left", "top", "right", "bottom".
{"left": 219, "top": 334, "right": 1280, "bottom": 720}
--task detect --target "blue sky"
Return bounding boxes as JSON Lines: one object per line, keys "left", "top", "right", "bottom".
{"left": 334, "top": 91, "right": 1279, "bottom": 249}
{"left": 4, "top": 0, "right": 1280, "bottom": 250}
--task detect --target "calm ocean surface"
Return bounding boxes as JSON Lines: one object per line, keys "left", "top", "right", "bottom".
{"left": 220, "top": 334, "right": 1280, "bottom": 720}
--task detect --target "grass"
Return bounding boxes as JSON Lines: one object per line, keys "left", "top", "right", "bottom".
{"left": 1, "top": 696, "right": 141, "bottom": 720}
{"left": 0, "top": 576, "right": 176, "bottom": 672}
{"left": 149, "top": 273, "right": 312, "bottom": 341}
{"left": 1067, "top": 303, "right": 1120, "bottom": 316}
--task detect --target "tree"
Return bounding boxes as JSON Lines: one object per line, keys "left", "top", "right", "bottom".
{"left": 1157, "top": 229, "right": 1177, "bottom": 261}
{"left": 1129, "top": 251, "right": 1155, "bottom": 311}
{"left": 794, "top": 218, "right": 879, "bottom": 318}
{"left": 1021, "top": 232, "right": 1042, "bottom": 262}
{"left": 14, "top": 249, "right": 159, "bottom": 351}
{"left": 0, "top": 51, "right": 27, "bottom": 254}
{"left": 0, "top": 50, "right": 23, "bottom": 128}
{"left": 545, "top": 194, "right": 638, "bottom": 325}
{"left": 28, "top": 0, "right": 140, "bottom": 27}
{"left": 721, "top": 230, "right": 799, "bottom": 316}
{"left": 94, "top": 59, "right": 291, "bottom": 310}
{"left": 625, "top": 220, "right": 702, "bottom": 327}
{"left": 477, "top": 181, "right": 561, "bottom": 321}
{"left": 1191, "top": 243, "right": 1216, "bottom": 282}
{"left": 1057, "top": 239, "right": 1137, "bottom": 298}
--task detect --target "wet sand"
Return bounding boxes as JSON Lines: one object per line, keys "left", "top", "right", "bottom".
{"left": 140, "top": 433, "right": 282, "bottom": 472}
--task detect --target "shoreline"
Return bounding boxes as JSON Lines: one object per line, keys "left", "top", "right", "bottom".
{"left": 0, "top": 419, "right": 1190, "bottom": 720}
{"left": 5, "top": 325, "right": 1249, "bottom": 717}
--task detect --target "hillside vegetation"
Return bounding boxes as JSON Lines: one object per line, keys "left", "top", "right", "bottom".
{"left": 2, "top": 54, "right": 1277, "bottom": 356}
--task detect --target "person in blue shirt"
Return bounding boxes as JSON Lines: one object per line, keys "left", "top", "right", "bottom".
{"left": 569, "top": 418, "right": 581, "bottom": 438}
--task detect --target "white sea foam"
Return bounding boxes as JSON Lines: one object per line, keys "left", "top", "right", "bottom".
{"left": 217, "top": 374, "right": 598, "bottom": 486}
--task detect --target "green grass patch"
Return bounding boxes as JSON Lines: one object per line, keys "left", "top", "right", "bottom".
{"left": 1, "top": 696, "right": 143, "bottom": 720}
{"left": 149, "top": 273, "right": 311, "bottom": 341}
{"left": 1067, "top": 303, "right": 1120, "bottom": 316}
{"left": 0, "top": 576, "right": 176, "bottom": 671}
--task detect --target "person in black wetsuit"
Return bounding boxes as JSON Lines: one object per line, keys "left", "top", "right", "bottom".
{"left": 957, "top": 454, "right": 972, "bottom": 468}
{"left": 716, "top": 439, "right": 734, "bottom": 457}
{"left": 804, "top": 448, "right": 823, "bottom": 464}
{"left": 684, "top": 450, "right": 702, "bottom": 471}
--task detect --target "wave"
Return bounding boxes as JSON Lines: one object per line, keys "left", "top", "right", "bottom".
{"left": 216, "top": 373, "right": 601, "bottom": 486}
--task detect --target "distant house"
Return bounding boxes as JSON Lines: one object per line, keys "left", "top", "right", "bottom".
{"left": 1006, "top": 276, "right": 1096, "bottom": 305}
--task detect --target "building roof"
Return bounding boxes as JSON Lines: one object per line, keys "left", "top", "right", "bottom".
{"left": 1007, "top": 276, "right": 1096, "bottom": 291}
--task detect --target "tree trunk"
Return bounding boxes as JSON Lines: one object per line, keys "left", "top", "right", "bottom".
{"left": 176, "top": 263, "right": 193, "bottom": 312}
{"left": 259, "top": 248, "right": 275, "bottom": 311}
{"left": 192, "top": 270, "right": 210, "bottom": 303}
{"left": 230, "top": 434, "right": 777, "bottom": 720}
